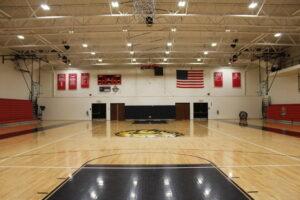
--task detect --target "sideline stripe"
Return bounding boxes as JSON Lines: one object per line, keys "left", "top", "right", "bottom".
{"left": 0, "top": 122, "right": 93, "bottom": 164}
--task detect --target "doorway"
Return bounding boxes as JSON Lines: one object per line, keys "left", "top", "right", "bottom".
{"left": 176, "top": 103, "right": 190, "bottom": 120}
{"left": 92, "top": 103, "right": 106, "bottom": 120}
{"left": 194, "top": 103, "right": 208, "bottom": 119}
{"left": 111, "top": 103, "right": 125, "bottom": 121}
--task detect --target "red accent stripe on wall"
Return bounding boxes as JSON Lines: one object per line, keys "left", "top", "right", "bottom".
{"left": 0, "top": 99, "right": 34, "bottom": 124}
{"left": 267, "top": 104, "right": 300, "bottom": 122}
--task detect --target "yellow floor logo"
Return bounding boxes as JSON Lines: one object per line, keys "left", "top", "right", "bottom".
{"left": 115, "top": 129, "right": 184, "bottom": 138}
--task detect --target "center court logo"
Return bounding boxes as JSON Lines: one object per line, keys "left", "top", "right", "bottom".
{"left": 115, "top": 129, "right": 184, "bottom": 138}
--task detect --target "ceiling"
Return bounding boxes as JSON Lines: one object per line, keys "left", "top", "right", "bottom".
{"left": 0, "top": 0, "right": 299, "bottom": 68}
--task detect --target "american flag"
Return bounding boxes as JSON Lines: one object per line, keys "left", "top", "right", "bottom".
{"left": 176, "top": 70, "right": 204, "bottom": 88}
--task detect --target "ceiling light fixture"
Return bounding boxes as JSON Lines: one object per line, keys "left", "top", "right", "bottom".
{"left": 127, "top": 43, "right": 132, "bottom": 47}
{"left": 98, "top": 59, "right": 103, "bottom": 62}
{"left": 111, "top": 1, "right": 119, "bottom": 8}
{"left": 178, "top": 0, "right": 186, "bottom": 8}
{"left": 91, "top": 52, "right": 96, "bottom": 55}
{"left": 211, "top": 42, "right": 217, "bottom": 47}
{"left": 225, "top": 29, "right": 231, "bottom": 32}
{"left": 204, "top": 51, "right": 208, "bottom": 55}
{"left": 130, "top": 51, "right": 134, "bottom": 55}
{"left": 248, "top": 2, "right": 258, "bottom": 9}
{"left": 165, "top": 51, "right": 170, "bottom": 54}
{"left": 132, "top": 58, "right": 136, "bottom": 62}
{"left": 197, "top": 58, "right": 202, "bottom": 62}
{"left": 17, "top": 35, "right": 25, "bottom": 40}
{"left": 274, "top": 33, "right": 282, "bottom": 38}
{"left": 171, "top": 28, "right": 177, "bottom": 32}
{"left": 41, "top": 4, "right": 50, "bottom": 11}
{"left": 82, "top": 43, "right": 88, "bottom": 48}
{"left": 163, "top": 58, "right": 168, "bottom": 62}
{"left": 167, "top": 42, "right": 173, "bottom": 47}
{"left": 122, "top": 29, "right": 128, "bottom": 32}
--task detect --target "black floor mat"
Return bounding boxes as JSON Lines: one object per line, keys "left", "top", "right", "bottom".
{"left": 44, "top": 164, "right": 252, "bottom": 200}
{"left": 133, "top": 120, "right": 168, "bottom": 124}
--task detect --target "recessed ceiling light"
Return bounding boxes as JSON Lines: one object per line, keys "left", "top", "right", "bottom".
{"left": 82, "top": 43, "right": 88, "bottom": 48}
{"left": 130, "top": 51, "right": 134, "bottom": 55}
{"left": 132, "top": 58, "right": 136, "bottom": 62}
{"left": 127, "top": 43, "right": 132, "bottom": 47}
{"left": 211, "top": 42, "right": 217, "bottom": 47}
{"left": 122, "top": 29, "right": 128, "bottom": 32}
{"left": 204, "top": 51, "right": 208, "bottom": 55}
{"left": 167, "top": 42, "right": 172, "bottom": 47}
{"left": 171, "top": 28, "right": 177, "bottom": 32}
{"left": 225, "top": 29, "right": 231, "bottom": 32}
{"left": 248, "top": 2, "right": 258, "bottom": 9}
{"left": 17, "top": 35, "right": 25, "bottom": 40}
{"left": 178, "top": 0, "right": 186, "bottom": 8}
{"left": 274, "top": 33, "right": 282, "bottom": 38}
{"left": 111, "top": 1, "right": 119, "bottom": 8}
{"left": 163, "top": 58, "right": 168, "bottom": 62}
{"left": 197, "top": 58, "right": 202, "bottom": 62}
{"left": 41, "top": 4, "right": 50, "bottom": 11}
{"left": 165, "top": 51, "right": 170, "bottom": 54}
{"left": 91, "top": 52, "right": 96, "bottom": 55}
{"left": 98, "top": 59, "right": 102, "bottom": 62}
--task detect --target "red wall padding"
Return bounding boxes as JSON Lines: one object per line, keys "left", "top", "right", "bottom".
{"left": 267, "top": 104, "right": 300, "bottom": 122}
{"left": 0, "top": 98, "right": 33, "bottom": 124}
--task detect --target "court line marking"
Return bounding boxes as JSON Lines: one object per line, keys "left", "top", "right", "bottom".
{"left": 0, "top": 164, "right": 300, "bottom": 170}
{"left": 0, "top": 122, "right": 93, "bottom": 164}
{"left": 197, "top": 122, "right": 300, "bottom": 162}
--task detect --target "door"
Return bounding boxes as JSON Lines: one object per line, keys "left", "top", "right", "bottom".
{"left": 176, "top": 103, "right": 190, "bottom": 120}
{"left": 92, "top": 103, "right": 106, "bottom": 120}
{"left": 194, "top": 103, "right": 208, "bottom": 119}
{"left": 111, "top": 103, "right": 125, "bottom": 121}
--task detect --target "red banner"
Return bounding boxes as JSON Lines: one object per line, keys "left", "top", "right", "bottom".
{"left": 214, "top": 72, "right": 223, "bottom": 87}
{"left": 57, "top": 74, "right": 66, "bottom": 90}
{"left": 69, "top": 73, "right": 77, "bottom": 90}
{"left": 232, "top": 72, "right": 241, "bottom": 88}
{"left": 81, "top": 73, "right": 90, "bottom": 88}
{"left": 98, "top": 75, "right": 121, "bottom": 85}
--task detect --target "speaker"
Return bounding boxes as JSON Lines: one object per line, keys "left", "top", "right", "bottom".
{"left": 154, "top": 67, "right": 163, "bottom": 76}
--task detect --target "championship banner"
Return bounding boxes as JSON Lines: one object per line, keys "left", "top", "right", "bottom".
{"left": 69, "top": 73, "right": 77, "bottom": 90}
{"left": 214, "top": 72, "right": 223, "bottom": 87}
{"left": 81, "top": 73, "right": 90, "bottom": 88}
{"left": 232, "top": 72, "right": 241, "bottom": 88}
{"left": 98, "top": 75, "right": 121, "bottom": 85}
{"left": 57, "top": 74, "right": 66, "bottom": 90}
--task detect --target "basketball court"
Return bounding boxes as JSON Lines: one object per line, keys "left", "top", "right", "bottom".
{"left": 0, "top": 1, "right": 300, "bottom": 200}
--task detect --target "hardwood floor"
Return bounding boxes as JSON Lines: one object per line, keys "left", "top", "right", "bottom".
{"left": 0, "top": 120, "right": 300, "bottom": 200}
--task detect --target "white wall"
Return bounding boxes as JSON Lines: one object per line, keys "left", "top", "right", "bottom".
{"left": 269, "top": 73, "right": 300, "bottom": 104}
{"left": 0, "top": 59, "right": 31, "bottom": 100}
{"left": 38, "top": 66, "right": 262, "bottom": 120}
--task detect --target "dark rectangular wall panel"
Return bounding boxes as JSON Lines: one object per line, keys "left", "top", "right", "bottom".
{"left": 125, "top": 105, "right": 175, "bottom": 119}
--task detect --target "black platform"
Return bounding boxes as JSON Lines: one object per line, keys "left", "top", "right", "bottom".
{"left": 45, "top": 164, "right": 252, "bottom": 200}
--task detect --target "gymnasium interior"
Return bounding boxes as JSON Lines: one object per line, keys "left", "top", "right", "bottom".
{"left": 0, "top": 0, "right": 300, "bottom": 200}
